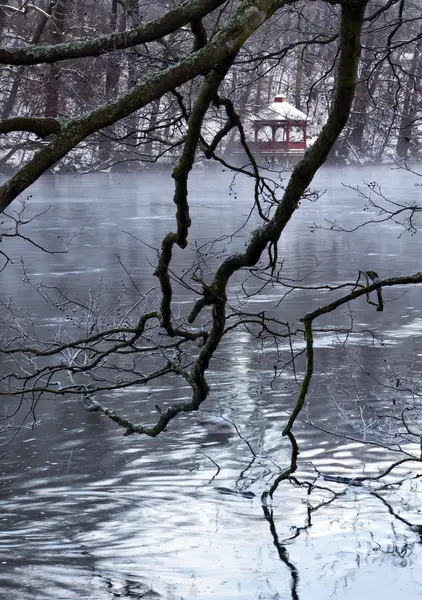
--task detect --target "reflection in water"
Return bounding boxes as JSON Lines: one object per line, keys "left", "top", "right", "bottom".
{"left": 1, "top": 167, "right": 422, "bottom": 599}
{"left": 263, "top": 504, "right": 300, "bottom": 600}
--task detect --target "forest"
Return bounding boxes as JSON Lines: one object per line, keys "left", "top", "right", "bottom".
{"left": 0, "top": 0, "right": 421, "bottom": 178}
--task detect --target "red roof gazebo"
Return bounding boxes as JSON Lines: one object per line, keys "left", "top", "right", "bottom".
{"left": 249, "top": 94, "right": 308, "bottom": 156}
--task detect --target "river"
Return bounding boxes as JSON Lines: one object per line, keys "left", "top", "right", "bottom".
{"left": 1, "top": 165, "right": 422, "bottom": 599}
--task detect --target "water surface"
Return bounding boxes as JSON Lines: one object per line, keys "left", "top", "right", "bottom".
{"left": 1, "top": 166, "right": 422, "bottom": 599}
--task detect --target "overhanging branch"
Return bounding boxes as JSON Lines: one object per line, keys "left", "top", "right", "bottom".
{"left": 0, "top": 116, "right": 61, "bottom": 137}
{"left": 283, "top": 272, "right": 422, "bottom": 435}
{"left": 0, "top": 0, "right": 227, "bottom": 65}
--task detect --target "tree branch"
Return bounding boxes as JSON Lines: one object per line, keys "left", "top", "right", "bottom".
{"left": 283, "top": 272, "right": 422, "bottom": 435}
{"left": 0, "top": 0, "right": 227, "bottom": 65}
{"left": 0, "top": 116, "right": 61, "bottom": 137}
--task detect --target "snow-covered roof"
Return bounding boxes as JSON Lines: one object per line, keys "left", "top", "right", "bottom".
{"left": 253, "top": 95, "right": 308, "bottom": 123}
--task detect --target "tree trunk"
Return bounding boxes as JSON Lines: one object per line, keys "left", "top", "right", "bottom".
{"left": 396, "top": 39, "right": 422, "bottom": 159}
{"left": 124, "top": 0, "right": 141, "bottom": 163}
{"left": 294, "top": 11, "right": 304, "bottom": 111}
{"left": 0, "top": 6, "right": 6, "bottom": 41}
{"left": 99, "top": 0, "right": 121, "bottom": 164}
{"left": 144, "top": 100, "right": 160, "bottom": 160}
{"left": 2, "top": 2, "right": 54, "bottom": 120}
{"left": 44, "top": 0, "right": 68, "bottom": 118}
{"left": 347, "top": 30, "right": 382, "bottom": 154}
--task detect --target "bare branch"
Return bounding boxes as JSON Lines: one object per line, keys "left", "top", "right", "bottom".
{"left": 0, "top": 0, "right": 227, "bottom": 65}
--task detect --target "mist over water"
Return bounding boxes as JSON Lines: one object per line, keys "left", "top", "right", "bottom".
{"left": 1, "top": 165, "right": 422, "bottom": 599}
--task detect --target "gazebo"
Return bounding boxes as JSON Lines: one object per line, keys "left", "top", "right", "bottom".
{"left": 249, "top": 94, "right": 308, "bottom": 157}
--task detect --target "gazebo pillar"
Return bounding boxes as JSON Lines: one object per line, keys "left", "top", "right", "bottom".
{"left": 286, "top": 123, "right": 290, "bottom": 151}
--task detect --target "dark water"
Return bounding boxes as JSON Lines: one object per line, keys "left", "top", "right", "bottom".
{"left": 1, "top": 166, "right": 422, "bottom": 599}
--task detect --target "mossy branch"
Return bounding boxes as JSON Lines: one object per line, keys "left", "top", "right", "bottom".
{"left": 0, "top": 116, "right": 61, "bottom": 137}
{"left": 154, "top": 55, "right": 235, "bottom": 335}
{"left": 282, "top": 319, "right": 313, "bottom": 435}
{"left": 0, "top": 0, "right": 227, "bottom": 65}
